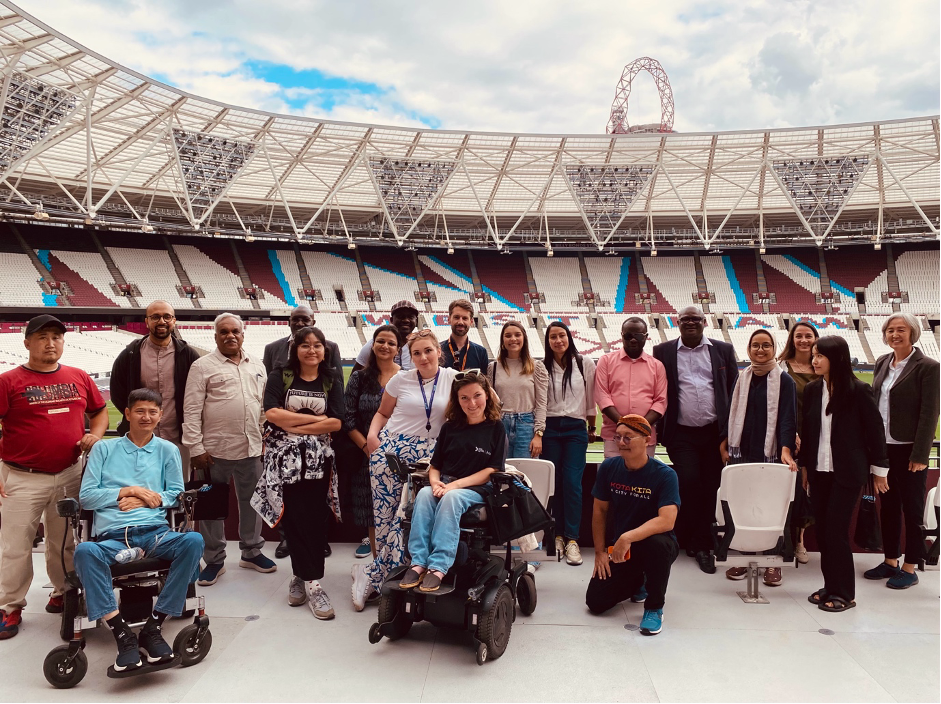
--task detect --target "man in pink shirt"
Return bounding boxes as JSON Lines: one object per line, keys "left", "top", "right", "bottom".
{"left": 594, "top": 317, "right": 667, "bottom": 458}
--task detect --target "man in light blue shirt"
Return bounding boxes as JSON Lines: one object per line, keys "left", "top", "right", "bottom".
{"left": 74, "top": 388, "right": 203, "bottom": 673}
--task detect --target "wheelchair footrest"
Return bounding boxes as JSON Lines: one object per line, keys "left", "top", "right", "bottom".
{"left": 107, "top": 655, "right": 181, "bottom": 679}
{"left": 387, "top": 579, "right": 457, "bottom": 597}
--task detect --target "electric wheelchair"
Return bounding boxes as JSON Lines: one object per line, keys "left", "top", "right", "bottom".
{"left": 368, "top": 454, "right": 554, "bottom": 666}
{"left": 42, "top": 489, "right": 212, "bottom": 689}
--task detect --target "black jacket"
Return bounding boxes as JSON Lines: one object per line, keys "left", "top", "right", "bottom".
{"left": 872, "top": 349, "right": 940, "bottom": 466}
{"left": 801, "top": 378, "right": 889, "bottom": 488}
{"left": 110, "top": 336, "right": 201, "bottom": 436}
{"left": 262, "top": 335, "right": 342, "bottom": 376}
{"left": 652, "top": 337, "right": 739, "bottom": 446}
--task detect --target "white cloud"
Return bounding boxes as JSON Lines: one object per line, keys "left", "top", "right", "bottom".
{"left": 14, "top": 0, "right": 939, "bottom": 134}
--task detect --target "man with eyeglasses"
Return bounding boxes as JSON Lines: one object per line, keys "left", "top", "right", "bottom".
{"left": 594, "top": 316, "right": 667, "bottom": 460}
{"left": 111, "top": 300, "right": 200, "bottom": 477}
{"left": 586, "top": 415, "right": 679, "bottom": 636}
{"left": 652, "top": 306, "right": 738, "bottom": 575}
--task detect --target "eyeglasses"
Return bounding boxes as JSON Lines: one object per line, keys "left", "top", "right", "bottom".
{"left": 749, "top": 343, "right": 774, "bottom": 351}
{"left": 454, "top": 368, "right": 482, "bottom": 381}
{"left": 678, "top": 316, "right": 705, "bottom": 324}
{"left": 147, "top": 314, "right": 175, "bottom": 322}
{"left": 615, "top": 435, "right": 643, "bottom": 444}
{"left": 406, "top": 328, "right": 435, "bottom": 341}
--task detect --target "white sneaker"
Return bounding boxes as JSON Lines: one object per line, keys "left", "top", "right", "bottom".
{"left": 565, "top": 540, "right": 583, "bottom": 566}
{"left": 795, "top": 543, "right": 809, "bottom": 564}
{"left": 307, "top": 582, "right": 334, "bottom": 620}
{"left": 288, "top": 576, "right": 307, "bottom": 607}
{"left": 351, "top": 564, "right": 371, "bottom": 612}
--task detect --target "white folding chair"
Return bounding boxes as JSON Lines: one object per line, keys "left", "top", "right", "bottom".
{"left": 922, "top": 476, "right": 940, "bottom": 569}
{"left": 504, "top": 458, "right": 556, "bottom": 559}
{"left": 713, "top": 462, "right": 796, "bottom": 604}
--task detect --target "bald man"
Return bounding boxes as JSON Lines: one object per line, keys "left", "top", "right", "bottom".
{"left": 111, "top": 300, "right": 200, "bottom": 474}
{"left": 263, "top": 305, "right": 341, "bottom": 376}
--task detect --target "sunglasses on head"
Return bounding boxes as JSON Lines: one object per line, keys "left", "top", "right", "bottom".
{"left": 454, "top": 368, "right": 482, "bottom": 381}
{"left": 406, "top": 328, "right": 435, "bottom": 341}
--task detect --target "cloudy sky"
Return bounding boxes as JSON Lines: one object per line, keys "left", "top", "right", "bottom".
{"left": 14, "top": 0, "right": 940, "bottom": 134}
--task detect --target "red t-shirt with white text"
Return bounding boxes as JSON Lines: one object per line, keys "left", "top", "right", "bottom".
{"left": 0, "top": 364, "right": 106, "bottom": 473}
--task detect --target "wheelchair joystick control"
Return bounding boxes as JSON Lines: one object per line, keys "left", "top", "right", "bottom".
{"left": 114, "top": 547, "right": 145, "bottom": 564}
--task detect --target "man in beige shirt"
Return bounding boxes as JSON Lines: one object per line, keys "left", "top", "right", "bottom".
{"left": 183, "top": 313, "right": 275, "bottom": 585}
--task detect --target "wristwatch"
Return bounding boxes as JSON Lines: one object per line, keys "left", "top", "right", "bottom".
{"left": 535, "top": 430, "right": 544, "bottom": 437}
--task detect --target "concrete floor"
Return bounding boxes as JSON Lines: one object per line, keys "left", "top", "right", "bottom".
{"left": 3, "top": 544, "right": 939, "bottom": 702}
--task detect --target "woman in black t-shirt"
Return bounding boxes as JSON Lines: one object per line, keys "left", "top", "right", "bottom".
{"left": 399, "top": 371, "right": 506, "bottom": 593}
{"left": 253, "top": 326, "right": 345, "bottom": 620}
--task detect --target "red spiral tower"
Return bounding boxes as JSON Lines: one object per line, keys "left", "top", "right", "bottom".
{"left": 607, "top": 57, "right": 675, "bottom": 134}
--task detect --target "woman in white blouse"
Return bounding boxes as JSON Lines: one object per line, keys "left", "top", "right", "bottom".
{"left": 541, "top": 322, "right": 596, "bottom": 567}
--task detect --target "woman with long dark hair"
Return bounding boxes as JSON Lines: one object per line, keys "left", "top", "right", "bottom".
{"left": 344, "top": 324, "right": 401, "bottom": 560}
{"left": 487, "top": 320, "right": 548, "bottom": 459}
{"left": 778, "top": 320, "right": 819, "bottom": 564}
{"left": 253, "top": 326, "right": 345, "bottom": 620}
{"left": 541, "top": 321, "right": 597, "bottom": 566}
{"left": 801, "top": 336, "right": 888, "bottom": 612}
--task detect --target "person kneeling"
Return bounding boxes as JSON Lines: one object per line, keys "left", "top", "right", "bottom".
{"left": 74, "top": 389, "right": 203, "bottom": 672}
{"left": 586, "top": 415, "right": 679, "bottom": 636}
{"left": 400, "top": 371, "right": 506, "bottom": 593}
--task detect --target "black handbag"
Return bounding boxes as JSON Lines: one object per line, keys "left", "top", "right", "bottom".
{"left": 853, "top": 475, "right": 883, "bottom": 552}
{"left": 485, "top": 482, "right": 553, "bottom": 544}
{"left": 185, "top": 466, "right": 230, "bottom": 521}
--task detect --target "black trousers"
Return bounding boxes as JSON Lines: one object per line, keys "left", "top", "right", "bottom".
{"left": 881, "top": 444, "right": 928, "bottom": 564}
{"left": 281, "top": 475, "right": 329, "bottom": 581}
{"left": 666, "top": 423, "right": 723, "bottom": 553}
{"left": 585, "top": 533, "right": 678, "bottom": 612}
{"left": 808, "top": 471, "right": 863, "bottom": 602}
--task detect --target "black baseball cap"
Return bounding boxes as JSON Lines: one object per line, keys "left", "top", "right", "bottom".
{"left": 25, "top": 314, "right": 67, "bottom": 337}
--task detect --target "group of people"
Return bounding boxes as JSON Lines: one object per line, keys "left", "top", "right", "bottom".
{"left": 0, "top": 298, "right": 936, "bottom": 667}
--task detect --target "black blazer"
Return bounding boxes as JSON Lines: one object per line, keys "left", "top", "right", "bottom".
{"left": 652, "top": 337, "right": 739, "bottom": 446}
{"left": 263, "top": 335, "right": 341, "bottom": 375}
{"left": 110, "top": 336, "right": 200, "bottom": 436}
{"left": 801, "top": 378, "right": 889, "bottom": 488}
{"left": 872, "top": 349, "right": 940, "bottom": 466}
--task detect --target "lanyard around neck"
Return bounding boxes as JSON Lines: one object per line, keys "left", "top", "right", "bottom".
{"left": 417, "top": 369, "right": 441, "bottom": 433}
{"left": 448, "top": 338, "right": 468, "bottom": 370}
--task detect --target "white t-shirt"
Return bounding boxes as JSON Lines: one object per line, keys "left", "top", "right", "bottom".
{"left": 384, "top": 367, "right": 457, "bottom": 439}
{"left": 356, "top": 340, "right": 413, "bottom": 370}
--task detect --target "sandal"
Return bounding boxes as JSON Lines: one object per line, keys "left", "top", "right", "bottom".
{"left": 418, "top": 571, "right": 444, "bottom": 592}
{"left": 399, "top": 568, "right": 425, "bottom": 589}
{"left": 818, "top": 596, "right": 856, "bottom": 612}
{"left": 807, "top": 588, "right": 827, "bottom": 605}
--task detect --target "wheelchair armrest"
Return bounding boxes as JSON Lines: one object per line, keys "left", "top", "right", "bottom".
{"left": 489, "top": 472, "right": 517, "bottom": 488}
{"left": 57, "top": 497, "right": 80, "bottom": 518}
{"left": 410, "top": 470, "right": 430, "bottom": 492}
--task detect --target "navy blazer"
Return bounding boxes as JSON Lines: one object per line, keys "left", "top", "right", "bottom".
{"left": 652, "top": 337, "right": 739, "bottom": 447}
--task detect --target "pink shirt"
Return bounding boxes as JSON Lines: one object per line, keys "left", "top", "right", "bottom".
{"left": 593, "top": 348, "right": 667, "bottom": 447}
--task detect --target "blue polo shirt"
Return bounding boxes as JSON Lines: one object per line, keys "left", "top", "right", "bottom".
{"left": 79, "top": 434, "right": 184, "bottom": 537}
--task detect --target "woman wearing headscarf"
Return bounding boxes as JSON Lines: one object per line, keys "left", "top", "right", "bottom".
{"left": 720, "top": 329, "right": 798, "bottom": 586}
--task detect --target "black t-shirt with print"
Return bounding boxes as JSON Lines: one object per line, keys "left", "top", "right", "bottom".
{"left": 430, "top": 419, "right": 506, "bottom": 495}
{"left": 592, "top": 456, "right": 680, "bottom": 544}
{"left": 263, "top": 370, "right": 345, "bottom": 420}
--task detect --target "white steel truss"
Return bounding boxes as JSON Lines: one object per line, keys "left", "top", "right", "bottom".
{"left": 564, "top": 163, "right": 655, "bottom": 247}
{"left": 367, "top": 156, "right": 456, "bottom": 241}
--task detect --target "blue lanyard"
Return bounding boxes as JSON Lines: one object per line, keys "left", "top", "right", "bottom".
{"left": 417, "top": 369, "right": 440, "bottom": 433}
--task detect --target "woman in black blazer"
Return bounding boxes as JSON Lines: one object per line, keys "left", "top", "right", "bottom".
{"left": 864, "top": 313, "right": 940, "bottom": 589}
{"left": 801, "top": 336, "right": 888, "bottom": 612}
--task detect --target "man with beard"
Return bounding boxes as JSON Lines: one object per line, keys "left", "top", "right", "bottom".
{"left": 595, "top": 317, "right": 667, "bottom": 460}
{"left": 440, "top": 299, "right": 488, "bottom": 370}
{"left": 111, "top": 301, "right": 200, "bottom": 476}
{"left": 352, "top": 300, "right": 418, "bottom": 372}
{"left": 263, "top": 304, "right": 340, "bottom": 376}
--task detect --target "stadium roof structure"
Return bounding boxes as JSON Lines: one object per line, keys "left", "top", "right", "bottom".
{"left": 0, "top": 1, "right": 937, "bottom": 254}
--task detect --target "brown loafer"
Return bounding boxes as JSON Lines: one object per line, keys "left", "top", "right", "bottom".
{"left": 399, "top": 568, "right": 425, "bottom": 589}
{"left": 418, "top": 571, "right": 444, "bottom": 592}
{"left": 763, "top": 567, "right": 782, "bottom": 586}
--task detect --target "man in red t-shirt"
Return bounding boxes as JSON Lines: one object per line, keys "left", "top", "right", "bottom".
{"left": 0, "top": 315, "right": 108, "bottom": 640}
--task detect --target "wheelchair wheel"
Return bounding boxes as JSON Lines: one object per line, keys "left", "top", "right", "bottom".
{"left": 475, "top": 584, "right": 513, "bottom": 662}
{"left": 59, "top": 589, "right": 80, "bottom": 642}
{"left": 376, "top": 592, "right": 411, "bottom": 640}
{"left": 516, "top": 573, "right": 537, "bottom": 616}
{"left": 43, "top": 645, "right": 87, "bottom": 689}
{"left": 173, "top": 624, "right": 212, "bottom": 667}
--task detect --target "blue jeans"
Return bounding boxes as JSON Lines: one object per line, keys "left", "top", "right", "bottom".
{"left": 502, "top": 412, "right": 535, "bottom": 459}
{"left": 74, "top": 524, "right": 204, "bottom": 622}
{"left": 541, "top": 416, "right": 588, "bottom": 540}
{"left": 408, "top": 485, "right": 484, "bottom": 574}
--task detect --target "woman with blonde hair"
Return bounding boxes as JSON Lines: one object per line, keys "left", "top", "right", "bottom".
{"left": 487, "top": 320, "right": 548, "bottom": 459}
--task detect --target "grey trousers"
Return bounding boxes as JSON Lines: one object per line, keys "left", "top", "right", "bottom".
{"left": 198, "top": 456, "right": 264, "bottom": 565}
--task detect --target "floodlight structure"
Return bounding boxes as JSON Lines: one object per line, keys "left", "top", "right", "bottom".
{"left": 564, "top": 164, "right": 656, "bottom": 248}
{"left": 607, "top": 57, "right": 675, "bottom": 134}
{"left": 368, "top": 158, "right": 456, "bottom": 243}
{"left": 0, "top": 71, "right": 78, "bottom": 174}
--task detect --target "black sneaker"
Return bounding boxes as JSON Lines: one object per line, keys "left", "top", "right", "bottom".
{"left": 139, "top": 625, "right": 174, "bottom": 663}
{"left": 114, "top": 630, "right": 142, "bottom": 671}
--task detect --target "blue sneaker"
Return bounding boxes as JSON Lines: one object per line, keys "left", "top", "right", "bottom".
{"left": 886, "top": 570, "right": 919, "bottom": 590}
{"left": 354, "top": 538, "right": 372, "bottom": 558}
{"left": 196, "top": 563, "right": 225, "bottom": 586}
{"left": 639, "top": 609, "right": 663, "bottom": 635}
{"left": 239, "top": 554, "right": 277, "bottom": 573}
{"left": 631, "top": 583, "right": 648, "bottom": 603}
